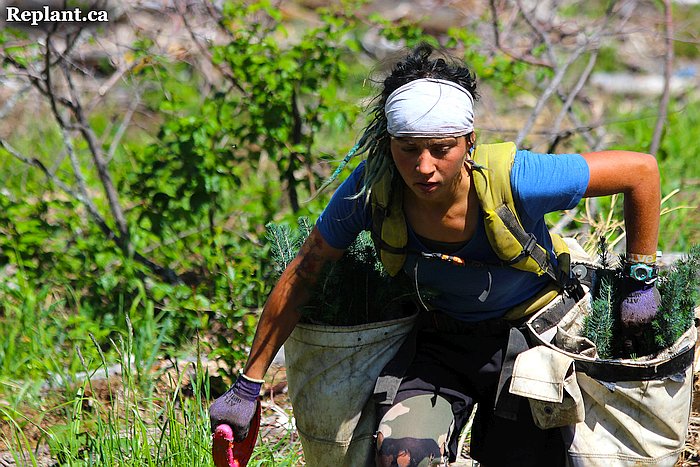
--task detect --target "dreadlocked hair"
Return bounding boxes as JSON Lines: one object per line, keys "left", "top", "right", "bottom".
{"left": 318, "top": 43, "right": 480, "bottom": 203}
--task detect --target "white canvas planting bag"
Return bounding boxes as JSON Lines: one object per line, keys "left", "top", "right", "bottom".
{"left": 284, "top": 313, "right": 418, "bottom": 467}
{"left": 512, "top": 279, "right": 696, "bottom": 467}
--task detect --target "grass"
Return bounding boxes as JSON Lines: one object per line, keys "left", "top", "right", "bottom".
{"left": 595, "top": 100, "right": 700, "bottom": 253}
{"left": 0, "top": 288, "right": 302, "bottom": 467}
{"left": 543, "top": 98, "right": 700, "bottom": 255}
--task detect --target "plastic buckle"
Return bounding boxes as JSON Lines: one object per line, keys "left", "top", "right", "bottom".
{"left": 523, "top": 233, "right": 538, "bottom": 254}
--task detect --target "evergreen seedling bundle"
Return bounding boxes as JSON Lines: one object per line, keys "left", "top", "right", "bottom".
{"left": 266, "top": 218, "right": 416, "bottom": 326}
{"left": 583, "top": 244, "right": 699, "bottom": 359}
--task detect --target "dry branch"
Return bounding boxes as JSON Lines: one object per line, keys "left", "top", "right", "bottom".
{"left": 515, "top": 42, "right": 588, "bottom": 147}
{"left": 650, "top": 0, "right": 673, "bottom": 156}
{"left": 488, "top": 0, "right": 553, "bottom": 68}
{"left": 1, "top": 25, "right": 182, "bottom": 284}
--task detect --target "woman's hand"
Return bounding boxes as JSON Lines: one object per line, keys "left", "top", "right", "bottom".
{"left": 209, "top": 374, "right": 263, "bottom": 439}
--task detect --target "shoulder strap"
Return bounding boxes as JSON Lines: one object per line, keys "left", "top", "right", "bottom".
{"left": 472, "top": 143, "right": 571, "bottom": 287}
{"left": 370, "top": 170, "right": 407, "bottom": 276}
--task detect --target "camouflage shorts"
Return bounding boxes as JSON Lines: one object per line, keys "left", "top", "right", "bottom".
{"left": 374, "top": 323, "right": 566, "bottom": 467}
{"left": 376, "top": 393, "right": 458, "bottom": 467}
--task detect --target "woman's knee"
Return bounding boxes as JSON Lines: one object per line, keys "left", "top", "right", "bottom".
{"left": 374, "top": 394, "right": 453, "bottom": 466}
{"left": 375, "top": 430, "right": 442, "bottom": 466}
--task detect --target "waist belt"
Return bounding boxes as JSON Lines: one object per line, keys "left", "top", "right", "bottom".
{"left": 373, "top": 310, "right": 528, "bottom": 407}
{"left": 424, "top": 311, "right": 514, "bottom": 336}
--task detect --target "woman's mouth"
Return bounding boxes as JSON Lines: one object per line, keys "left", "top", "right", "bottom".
{"left": 415, "top": 181, "right": 439, "bottom": 193}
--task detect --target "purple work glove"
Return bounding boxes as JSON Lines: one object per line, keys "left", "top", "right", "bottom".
{"left": 619, "top": 280, "right": 661, "bottom": 327}
{"left": 619, "top": 278, "right": 661, "bottom": 356}
{"left": 209, "top": 374, "right": 263, "bottom": 440}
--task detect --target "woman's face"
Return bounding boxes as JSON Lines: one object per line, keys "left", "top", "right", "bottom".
{"left": 390, "top": 135, "right": 470, "bottom": 203}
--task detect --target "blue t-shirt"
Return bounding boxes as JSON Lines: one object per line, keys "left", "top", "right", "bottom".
{"left": 316, "top": 150, "right": 590, "bottom": 322}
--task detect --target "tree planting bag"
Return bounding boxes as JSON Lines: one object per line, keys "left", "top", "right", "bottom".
{"left": 511, "top": 279, "right": 696, "bottom": 467}
{"left": 284, "top": 312, "right": 418, "bottom": 467}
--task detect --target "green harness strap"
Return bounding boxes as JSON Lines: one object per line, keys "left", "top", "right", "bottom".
{"left": 369, "top": 142, "right": 572, "bottom": 291}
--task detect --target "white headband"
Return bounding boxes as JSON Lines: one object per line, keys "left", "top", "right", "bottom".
{"left": 385, "top": 78, "right": 474, "bottom": 138}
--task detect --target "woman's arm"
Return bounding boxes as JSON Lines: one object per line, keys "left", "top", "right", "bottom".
{"left": 243, "top": 226, "right": 345, "bottom": 379}
{"left": 581, "top": 150, "right": 660, "bottom": 258}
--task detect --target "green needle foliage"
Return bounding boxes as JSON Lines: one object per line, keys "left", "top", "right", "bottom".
{"left": 653, "top": 245, "right": 700, "bottom": 349}
{"left": 584, "top": 275, "right": 617, "bottom": 359}
{"left": 583, "top": 237, "right": 621, "bottom": 359}
{"left": 266, "top": 218, "right": 416, "bottom": 326}
{"left": 265, "top": 217, "right": 313, "bottom": 277}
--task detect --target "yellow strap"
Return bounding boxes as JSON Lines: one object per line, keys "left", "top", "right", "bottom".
{"left": 503, "top": 283, "right": 561, "bottom": 321}
{"left": 371, "top": 172, "right": 407, "bottom": 276}
{"left": 550, "top": 233, "right": 569, "bottom": 258}
{"left": 473, "top": 142, "right": 549, "bottom": 275}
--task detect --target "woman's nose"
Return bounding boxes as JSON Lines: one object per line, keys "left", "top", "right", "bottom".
{"left": 415, "top": 150, "right": 435, "bottom": 174}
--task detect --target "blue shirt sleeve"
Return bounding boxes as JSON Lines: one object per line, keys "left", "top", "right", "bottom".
{"left": 510, "top": 150, "right": 590, "bottom": 225}
{"left": 315, "top": 161, "right": 372, "bottom": 249}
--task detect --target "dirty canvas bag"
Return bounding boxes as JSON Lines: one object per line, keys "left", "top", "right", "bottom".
{"left": 509, "top": 342, "right": 586, "bottom": 430}
{"left": 284, "top": 312, "right": 417, "bottom": 467}
{"left": 514, "top": 276, "right": 696, "bottom": 467}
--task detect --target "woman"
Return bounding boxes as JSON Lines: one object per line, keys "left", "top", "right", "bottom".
{"left": 210, "top": 44, "right": 661, "bottom": 466}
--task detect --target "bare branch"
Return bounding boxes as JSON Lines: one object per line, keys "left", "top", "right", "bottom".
{"left": 60, "top": 57, "right": 130, "bottom": 241}
{"left": 176, "top": 0, "right": 248, "bottom": 96}
{"left": 488, "top": 0, "right": 553, "bottom": 68}
{"left": 487, "top": 0, "right": 605, "bottom": 150}
{"left": 515, "top": 42, "right": 588, "bottom": 147}
{"left": 61, "top": 124, "right": 99, "bottom": 215}
{"left": 106, "top": 92, "right": 141, "bottom": 164}
{"left": 650, "top": 0, "right": 673, "bottom": 156}
{"left": 43, "top": 33, "right": 74, "bottom": 126}
{"left": 514, "top": 0, "right": 557, "bottom": 64}
{"left": 547, "top": 50, "right": 599, "bottom": 152}
{"left": 0, "top": 84, "right": 31, "bottom": 120}
{"left": 87, "top": 61, "right": 140, "bottom": 113}
{"left": 27, "top": 33, "right": 180, "bottom": 282}
{"left": 480, "top": 119, "right": 604, "bottom": 139}
{"left": 514, "top": 0, "right": 628, "bottom": 151}
{"left": 1, "top": 137, "right": 181, "bottom": 285}
{"left": 0, "top": 138, "right": 112, "bottom": 236}
{"left": 3, "top": 53, "right": 52, "bottom": 101}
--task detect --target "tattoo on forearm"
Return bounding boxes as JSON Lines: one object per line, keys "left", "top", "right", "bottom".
{"left": 294, "top": 235, "right": 324, "bottom": 282}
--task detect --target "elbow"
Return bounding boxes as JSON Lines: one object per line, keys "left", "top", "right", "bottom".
{"left": 627, "top": 153, "right": 659, "bottom": 193}
{"left": 623, "top": 153, "right": 661, "bottom": 215}
{"left": 639, "top": 152, "right": 659, "bottom": 177}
